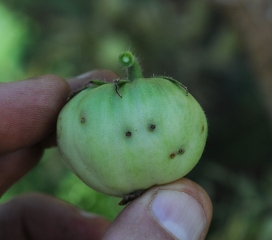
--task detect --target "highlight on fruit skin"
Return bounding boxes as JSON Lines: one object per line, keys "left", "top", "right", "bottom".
{"left": 57, "top": 51, "right": 208, "bottom": 198}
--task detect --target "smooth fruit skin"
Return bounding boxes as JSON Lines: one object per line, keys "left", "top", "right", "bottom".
{"left": 57, "top": 77, "right": 207, "bottom": 197}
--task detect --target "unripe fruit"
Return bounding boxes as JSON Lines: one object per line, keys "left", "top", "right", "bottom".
{"left": 57, "top": 52, "right": 207, "bottom": 199}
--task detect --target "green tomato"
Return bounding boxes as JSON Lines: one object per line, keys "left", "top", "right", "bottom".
{"left": 57, "top": 52, "right": 207, "bottom": 197}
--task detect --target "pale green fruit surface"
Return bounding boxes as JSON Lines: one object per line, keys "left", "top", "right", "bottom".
{"left": 57, "top": 77, "right": 208, "bottom": 197}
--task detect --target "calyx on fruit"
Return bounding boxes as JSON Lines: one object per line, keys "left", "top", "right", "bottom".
{"left": 57, "top": 51, "right": 208, "bottom": 200}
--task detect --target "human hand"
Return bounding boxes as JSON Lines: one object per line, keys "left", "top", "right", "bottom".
{"left": 0, "top": 72, "right": 212, "bottom": 240}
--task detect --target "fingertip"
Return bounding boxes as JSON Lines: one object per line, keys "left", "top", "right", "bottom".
{"left": 103, "top": 178, "right": 212, "bottom": 240}
{"left": 31, "top": 74, "right": 71, "bottom": 105}
{"left": 150, "top": 178, "right": 213, "bottom": 240}
{"left": 40, "top": 74, "right": 71, "bottom": 95}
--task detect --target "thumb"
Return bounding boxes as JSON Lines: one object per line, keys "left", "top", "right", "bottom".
{"left": 103, "top": 178, "right": 212, "bottom": 240}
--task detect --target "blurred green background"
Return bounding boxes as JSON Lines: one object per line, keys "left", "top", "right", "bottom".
{"left": 1, "top": 0, "right": 272, "bottom": 239}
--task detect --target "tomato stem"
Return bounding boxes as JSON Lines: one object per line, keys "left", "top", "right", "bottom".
{"left": 119, "top": 51, "right": 143, "bottom": 81}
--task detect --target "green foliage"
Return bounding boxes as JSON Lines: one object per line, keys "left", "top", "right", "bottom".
{"left": 0, "top": 3, "right": 31, "bottom": 81}
{"left": 54, "top": 172, "right": 122, "bottom": 221}
{"left": 1, "top": 0, "right": 272, "bottom": 238}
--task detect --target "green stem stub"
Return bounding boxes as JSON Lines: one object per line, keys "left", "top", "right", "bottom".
{"left": 119, "top": 51, "right": 143, "bottom": 81}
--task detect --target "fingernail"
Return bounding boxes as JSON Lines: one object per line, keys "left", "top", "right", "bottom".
{"left": 79, "top": 210, "right": 99, "bottom": 219}
{"left": 74, "top": 71, "right": 95, "bottom": 80}
{"left": 151, "top": 190, "right": 206, "bottom": 240}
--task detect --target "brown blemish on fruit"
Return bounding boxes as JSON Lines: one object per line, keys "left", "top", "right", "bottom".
{"left": 170, "top": 153, "right": 176, "bottom": 159}
{"left": 81, "top": 117, "right": 86, "bottom": 123}
{"left": 126, "top": 131, "right": 132, "bottom": 137}
{"left": 202, "top": 125, "right": 205, "bottom": 132}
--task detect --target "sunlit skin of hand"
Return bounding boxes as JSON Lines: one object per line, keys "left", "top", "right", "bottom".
{"left": 0, "top": 71, "right": 212, "bottom": 240}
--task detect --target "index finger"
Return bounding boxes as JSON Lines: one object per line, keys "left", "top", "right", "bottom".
{"left": 0, "top": 75, "right": 70, "bottom": 155}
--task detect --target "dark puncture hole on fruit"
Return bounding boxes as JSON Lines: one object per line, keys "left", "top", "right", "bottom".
{"left": 81, "top": 117, "right": 86, "bottom": 123}
{"left": 150, "top": 124, "right": 156, "bottom": 130}
{"left": 178, "top": 149, "right": 184, "bottom": 154}
{"left": 170, "top": 153, "right": 176, "bottom": 159}
{"left": 126, "top": 131, "right": 132, "bottom": 137}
